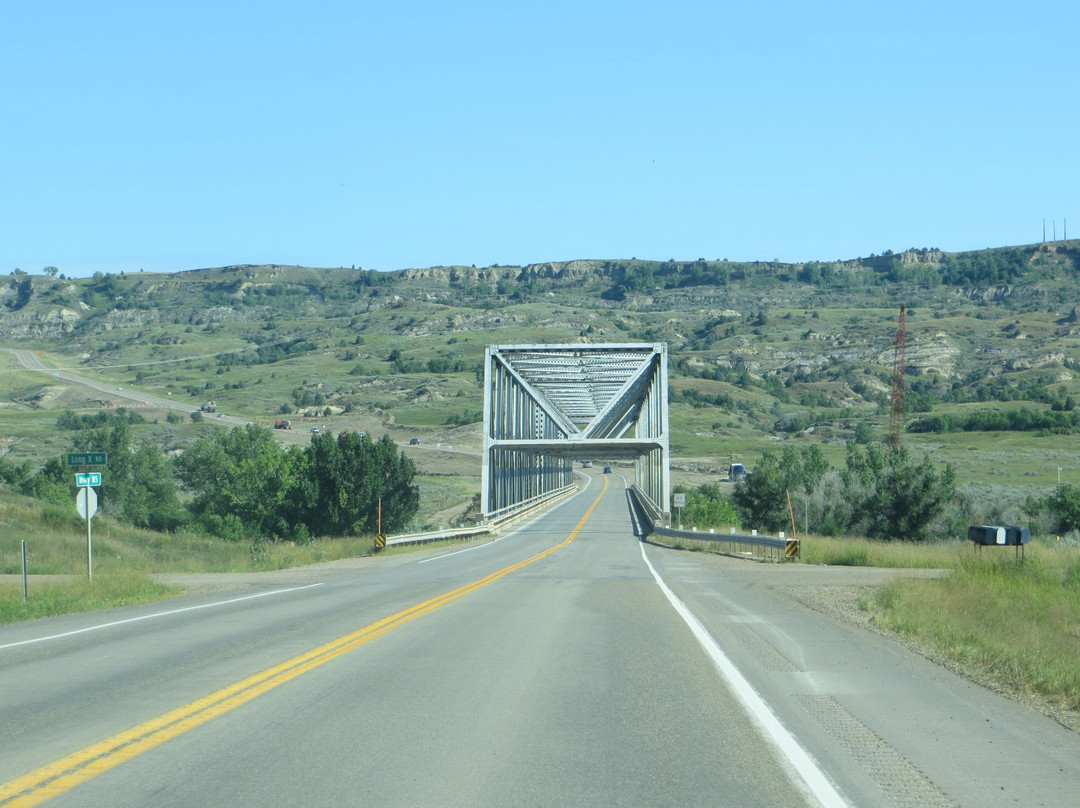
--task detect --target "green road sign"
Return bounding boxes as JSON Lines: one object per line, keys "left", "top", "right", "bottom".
{"left": 67, "top": 452, "right": 107, "bottom": 466}
{"left": 75, "top": 473, "right": 102, "bottom": 487}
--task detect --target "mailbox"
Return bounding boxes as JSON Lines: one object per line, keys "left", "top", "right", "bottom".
{"left": 1003, "top": 525, "right": 1030, "bottom": 545}
{"left": 968, "top": 524, "right": 1029, "bottom": 546}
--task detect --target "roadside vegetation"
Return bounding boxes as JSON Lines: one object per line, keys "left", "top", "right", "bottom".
{"left": 866, "top": 549, "right": 1080, "bottom": 724}
{"left": 0, "top": 489, "right": 387, "bottom": 624}
{"left": 0, "top": 572, "right": 179, "bottom": 624}
{"left": 0, "top": 413, "right": 420, "bottom": 542}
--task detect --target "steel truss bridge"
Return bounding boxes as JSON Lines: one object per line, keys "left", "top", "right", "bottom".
{"left": 481, "top": 343, "right": 670, "bottom": 520}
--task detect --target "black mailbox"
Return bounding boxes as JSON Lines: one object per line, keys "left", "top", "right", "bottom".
{"left": 1004, "top": 525, "right": 1030, "bottom": 545}
{"left": 968, "top": 524, "right": 1030, "bottom": 546}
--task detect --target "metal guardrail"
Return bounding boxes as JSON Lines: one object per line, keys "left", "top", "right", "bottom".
{"left": 484, "top": 483, "right": 579, "bottom": 526}
{"left": 629, "top": 485, "right": 799, "bottom": 562}
{"left": 386, "top": 525, "right": 492, "bottom": 547}
{"left": 385, "top": 482, "right": 580, "bottom": 548}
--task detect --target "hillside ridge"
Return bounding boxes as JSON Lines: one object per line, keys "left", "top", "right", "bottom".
{"left": 2, "top": 239, "right": 1079, "bottom": 510}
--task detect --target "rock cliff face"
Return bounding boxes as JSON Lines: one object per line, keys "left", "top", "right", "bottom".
{"left": 897, "top": 248, "right": 945, "bottom": 264}
{"left": 398, "top": 260, "right": 614, "bottom": 287}
{"left": 0, "top": 307, "right": 82, "bottom": 339}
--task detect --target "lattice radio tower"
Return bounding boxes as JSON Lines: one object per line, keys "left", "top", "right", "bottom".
{"left": 888, "top": 304, "right": 906, "bottom": 451}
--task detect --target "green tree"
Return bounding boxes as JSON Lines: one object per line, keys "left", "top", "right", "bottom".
{"left": 732, "top": 453, "right": 790, "bottom": 532}
{"left": 18, "top": 457, "right": 70, "bottom": 503}
{"left": 172, "top": 424, "right": 292, "bottom": 539}
{"left": 0, "top": 457, "right": 30, "bottom": 488}
{"left": 293, "top": 432, "right": 419, "bottom": 536}
{"left": 841, "top": 443, "right": 956, "bottom": 541}
{"left": 853, "top": 421, "right": 874, "bottom": 445}
{"left": 678, "top": 484, "right": 739, "bottom": 529}
{"left": 73, "top": 420, "right": 183, "bottom": 530}
{"left": 1046, "top": 484, "right": 1080, "bottom": 533}
{"left": 733, "top": 445, "right": 830, "bottom": 533}
{"left": 372, "top": 433, "right": 420, "bottom": 533}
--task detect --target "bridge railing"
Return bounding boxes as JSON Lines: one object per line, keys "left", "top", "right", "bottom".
{"left": 628, "top": 485, "right": 799, "bottom": 562}
{"left": 386, "top": 482, "right": 580, "bottom": 548}
{"left": 484, "top": 483, "right": 578, "bottom": 527}
{"left": 386, "top": 525, "right": 493, "bottom": 548}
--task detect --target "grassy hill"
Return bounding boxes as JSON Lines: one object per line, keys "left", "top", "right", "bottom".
{"left": 2, "top": 241, "right": 1080, "bottom": 526}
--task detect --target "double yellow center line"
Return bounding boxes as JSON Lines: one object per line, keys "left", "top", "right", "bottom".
{"left": 0, "top": 478, "right": 607, "bottom": 807}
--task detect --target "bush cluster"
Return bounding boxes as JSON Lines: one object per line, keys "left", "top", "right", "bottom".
{"left": 732, "top": 443, "right": 959, "bottom": 542}
{"left": 0, "top": 420, "right": 420, "bottom": 542}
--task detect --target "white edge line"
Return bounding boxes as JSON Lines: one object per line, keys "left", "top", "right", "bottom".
{"left": 419, "top": 472, "right": 595, "bottom": 564}
{"left": 0, "top": 583, "right": 324, "bottom": 651}
{"left": 639, "top": 543, "right": 850, "bottom": 808}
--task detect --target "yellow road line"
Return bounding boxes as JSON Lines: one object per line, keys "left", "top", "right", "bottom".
{"left": 0, "top": 478, "right": 608, "bottom": 807}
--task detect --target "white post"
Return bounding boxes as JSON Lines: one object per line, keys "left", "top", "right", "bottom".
{"left": 86, "top": 502, "right": 93, "bottom": 581}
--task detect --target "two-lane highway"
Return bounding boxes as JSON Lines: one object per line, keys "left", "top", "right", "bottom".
{"left": 2, "top": 471, "right": 1078, "bottom": 807}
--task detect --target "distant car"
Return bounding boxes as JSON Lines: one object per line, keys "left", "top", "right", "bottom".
{"left": 409, "top": 437, "right": 420, "bottom": 445}
{"left": 582, "top": 461, "right": 593, "bottom": 468}
{"left": 603, "top": 466, "right": 612, "bottom": 474}
{"left": 310, "top": 427, "right": 320, "bottom": 434}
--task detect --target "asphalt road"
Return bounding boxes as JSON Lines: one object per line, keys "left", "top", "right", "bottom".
{"left": 1, "top": 473, "right": 1077, "bottom": 807}
{"left": 4, "top": 348, "right": 252, "bottom": 427}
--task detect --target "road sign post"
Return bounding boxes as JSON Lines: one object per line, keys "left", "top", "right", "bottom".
{"left": 672, "top": 492, "right": 686, "bottom": 528}
{"left": 76, "top": 486, "right": 98, "bottom": 580}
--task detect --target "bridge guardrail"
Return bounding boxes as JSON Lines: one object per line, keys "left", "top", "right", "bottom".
{"left": 385, "top": 482, "right": 580, "bottom": 548}
{"left": 386, "top": 525, "right": 492, "bottom": 547}
{"left": 484, "top": 483, "right": 579, "bottom": 528}
{"left": 629, "top": 485, "right": 799, "bottom": 562}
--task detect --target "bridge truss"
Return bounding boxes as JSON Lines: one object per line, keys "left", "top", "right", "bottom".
{"left": 481, "top": 343, "right": 670, "bottom": 520}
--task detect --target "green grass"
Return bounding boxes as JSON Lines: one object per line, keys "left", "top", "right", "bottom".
{"left": 0, "top": 572, "right": 180, "bottom": 624}
{"left": 0, "top": 483, "right": 486, "bottom": 625}
{"left": 801, "top": 535, "right": 966, "bottom": 568}
{"left": 865, "top": 547, "right": 1080, "bottom": 719}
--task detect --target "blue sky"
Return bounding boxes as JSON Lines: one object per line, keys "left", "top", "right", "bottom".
{"left": 3, "top": 1, "right": 1076, "bottom": 277}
